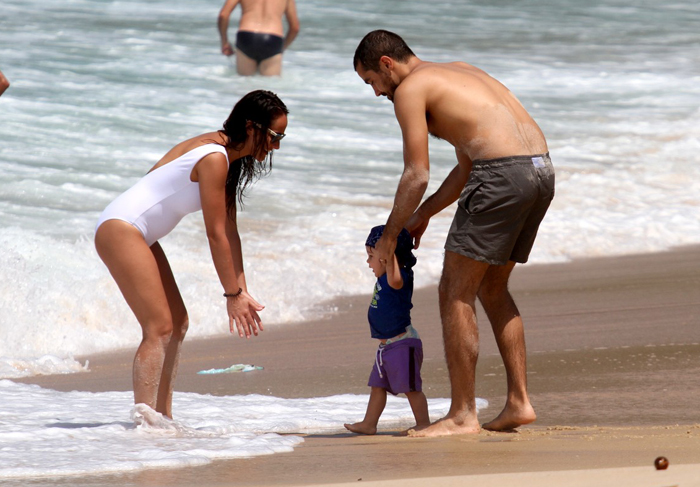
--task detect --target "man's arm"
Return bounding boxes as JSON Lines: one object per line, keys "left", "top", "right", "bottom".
{"left": 406, "top": 149, "right": 472, "bottom": 248}
{"left": 0, "top": 69, "right": 9, "bottom": 97}
{"left": 375, "top": 80, "right": 431, "bottom": 262}
{"left": 283, "top": 0, "right": 300, "bottom": 51}
{"left": 218, "top": 0, "right": 240, "bottom": 56}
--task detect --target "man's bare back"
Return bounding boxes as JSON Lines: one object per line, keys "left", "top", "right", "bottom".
{"left": 237, "top": 0, "right": 289, "bottom": 36}
{"left": 395, "top": 61, "right": 548, "bottom": 163}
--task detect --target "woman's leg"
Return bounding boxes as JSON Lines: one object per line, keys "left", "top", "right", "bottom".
{"left": 95, "top": 220, "right": 185, "bottom": 417}
{"left": 150, "top": 242, "right": 189, "bottom": 418}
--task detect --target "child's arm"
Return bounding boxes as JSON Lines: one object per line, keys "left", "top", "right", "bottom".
{"left": 385, "top": 252, "right": 404, "bottom": 290}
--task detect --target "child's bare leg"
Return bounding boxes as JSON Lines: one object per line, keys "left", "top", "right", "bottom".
{"left": 344, "top": 387, "right": 387, "bottom": 435}
{"left": 405, "top": 391, "right": 430, "bottom": 431}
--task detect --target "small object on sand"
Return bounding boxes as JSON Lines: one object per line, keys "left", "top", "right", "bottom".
{"left": 197, "top": 364, "right": 263, "bottom": 375}
{"left": 654, "top": 456, "right": 669, "bottom": 470}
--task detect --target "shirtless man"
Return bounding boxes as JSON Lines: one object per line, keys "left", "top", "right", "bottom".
{"left": 218, "top": 0, "right": 300, "bottom": 76}
{"left": 353, "top": 30, "right": 555, "bottom": 436}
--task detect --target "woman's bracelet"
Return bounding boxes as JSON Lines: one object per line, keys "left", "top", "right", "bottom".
{"left": 223, "top": 288, "right": 243, "bottom": 298}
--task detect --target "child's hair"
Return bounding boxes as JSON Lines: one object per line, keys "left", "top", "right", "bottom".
{"left": 365, "top": 225, "right": 417, "bottom": 269}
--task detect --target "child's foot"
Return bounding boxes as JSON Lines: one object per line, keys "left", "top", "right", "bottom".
{"left": 344, "top": 422, "right": 377, "bottom": 435}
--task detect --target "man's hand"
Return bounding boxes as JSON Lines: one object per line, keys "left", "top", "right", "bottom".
{"left": 222, "top": 42, "right": 234, "bottom": 56}
{"left": 406, "top": 211, "right": 429, "bottom": 249}
{"left": 374, "top": 234, "right": 397, "bottom": 266}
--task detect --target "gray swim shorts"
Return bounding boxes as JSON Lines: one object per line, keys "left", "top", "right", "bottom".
{"left": 445, "top": 153, "right": 555, "bottom": 266}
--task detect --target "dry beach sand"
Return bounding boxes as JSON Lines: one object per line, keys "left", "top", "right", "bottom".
{"left": 15, "top": 245, "right": 700, "bottom": 486}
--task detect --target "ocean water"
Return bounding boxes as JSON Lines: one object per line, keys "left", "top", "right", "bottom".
{"left": 0, "top": 0, "right": 698, "bottom": 477}
{"left": 1, "top": 0, "right": 699, "bottom": 373}
{"left": 0, "top": 380, "right": 476, "bottom": 479}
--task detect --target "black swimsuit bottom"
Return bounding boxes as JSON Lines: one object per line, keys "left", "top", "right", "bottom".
{"left": 235, "top": 31, "right": 284, "bottom": 62}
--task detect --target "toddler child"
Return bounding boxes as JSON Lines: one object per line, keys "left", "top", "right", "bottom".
{"left": 344, "top": 225, "right": 430, "bottom": 435}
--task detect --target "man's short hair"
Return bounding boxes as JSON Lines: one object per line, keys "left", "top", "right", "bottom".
{"left": 353, "top": 30, "right": 415, "bottom": 72}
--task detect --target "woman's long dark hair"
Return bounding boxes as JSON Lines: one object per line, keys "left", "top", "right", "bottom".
{"left": 219, "top": 90, "right": 288, "bottom": 218}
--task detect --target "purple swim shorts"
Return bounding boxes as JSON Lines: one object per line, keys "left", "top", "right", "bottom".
{"left": 368, "top": 338, "right": 423, "bottom": 395}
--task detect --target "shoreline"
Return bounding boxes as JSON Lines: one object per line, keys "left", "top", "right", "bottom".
{"left": 12, "top": 245, "right": 700, "bottom": 486}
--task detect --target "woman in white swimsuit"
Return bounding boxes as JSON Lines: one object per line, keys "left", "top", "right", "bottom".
{"left": 95, "top": 90, "right": 288, "bottom": 419}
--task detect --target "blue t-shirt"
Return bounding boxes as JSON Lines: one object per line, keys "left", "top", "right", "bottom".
{"left": 368, "top": 268, "right": 413, "bottom": 339}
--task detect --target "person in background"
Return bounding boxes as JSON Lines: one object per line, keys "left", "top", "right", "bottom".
{"left": 218, "top": 0, "right": 300, "bottom": 76}
{"left": 353, "top": 30, "right": 554, "bottom": 437}
{"left": 95, "top": 90, "right": 288, "bottom": 419}
{"left": 0, "top": 68, "right": 10, "bottom": 97}
{"left": 344, "top": 225, "right": 430, "bottom": 435}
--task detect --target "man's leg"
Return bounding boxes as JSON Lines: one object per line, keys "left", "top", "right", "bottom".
{"left": 409, "top": 251, "right": 489, "bottom": 437}
{"left": 235, "top": 50, "right": 259, "bottom": 76}
{"left": 259, "top": 54, "right": 283, "bottom": 76}
{"left": 478, "top": 261, "right": 536, "bottom": 431}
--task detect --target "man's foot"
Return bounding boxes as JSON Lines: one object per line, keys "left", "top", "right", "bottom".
{"left": 482, "top": 403, "right": 536, "bottom": 431}
{"left": 399, "top": 422, "right": 430, "bottom": 436}
{"left": 407, "top": 416, "right": 481, "bottom": 438}
{"left": 344, "top": 422, "right": 377, "bottom": 435}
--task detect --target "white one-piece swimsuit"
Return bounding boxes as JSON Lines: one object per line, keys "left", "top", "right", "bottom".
{"left": 95, "top": 144, "right": 229, "bottom": 246}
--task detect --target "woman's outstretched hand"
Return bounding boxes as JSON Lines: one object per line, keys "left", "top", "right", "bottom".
{"left": 227, "top": 291, "right": 265, "bottom": 338}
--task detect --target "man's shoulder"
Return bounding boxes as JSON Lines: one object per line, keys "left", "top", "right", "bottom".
{"left": 396, "top": 64, "right": 436, "bottom": 96}
{"left": 410, "top": 60, "right": 472, "bottom": 74}
{"left": 403, "top": 61, "right": 474, "bottom": 88}
{"left": 401, "top": 61, "right": 487, "bottom": 99}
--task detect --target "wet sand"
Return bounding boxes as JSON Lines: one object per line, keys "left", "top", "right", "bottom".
{"left": 14, "top": 245, "right": 700, "bottom": 486}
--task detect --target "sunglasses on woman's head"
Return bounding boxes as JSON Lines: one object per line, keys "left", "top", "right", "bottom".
{"left": 252, "top": 121, "right": 286, "bottom": 143}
